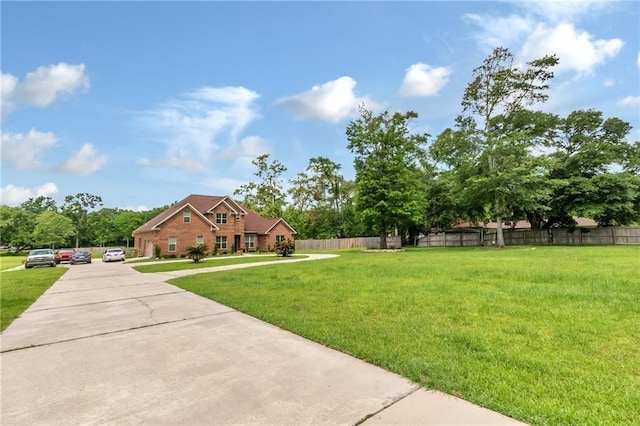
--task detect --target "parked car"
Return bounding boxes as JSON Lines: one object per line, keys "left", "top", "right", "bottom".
{"left": 70, "top": 250, "right": 92, "bottom": 265}
{"left": 55, "top": 248, "right": 75, "bottom": 264}
{"left": 25, "top": 249, "right": 56, "bottom": 269}
{"left": 102, "top": 248, "right": 125, "bottom": 262}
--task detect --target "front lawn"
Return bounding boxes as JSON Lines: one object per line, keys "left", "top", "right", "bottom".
{"left": 132, "top": 254, "right": 308, "bottom": 273}
{"left": 168, "top": 246, "right": 640, "bottom": 425}
{"left": 0, "top": 267, "right": 67, "bottom": 331}
{"left": 0, "top": 253, "right": 27, "bottom": 271}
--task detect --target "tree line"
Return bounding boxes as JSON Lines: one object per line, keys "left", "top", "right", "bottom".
{"left": 0, "top": 194, "right": 167, "bottom": 252}
{"left": 2, "top": 48, "right": 638, "bottom": 251}
{"left": 235, "top": 47, "right": 640, "bottom": 248}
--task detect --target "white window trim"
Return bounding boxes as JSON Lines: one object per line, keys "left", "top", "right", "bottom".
{"left": 183, "top": 210, "right": 191, "bottom": 223}
{"left": 168, "top": 237, "right": 177, "bottom": 252}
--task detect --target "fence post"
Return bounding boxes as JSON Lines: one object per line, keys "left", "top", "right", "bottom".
{"left": 612, "top": 227, "right": 616, "bottom": 245}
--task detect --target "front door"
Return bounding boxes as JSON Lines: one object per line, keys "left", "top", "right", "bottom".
{"left": 234, "top": 235, "right": 241, "bottom": 253}
{"left": 145, "top": 240, "right": 153, "bottom": 257}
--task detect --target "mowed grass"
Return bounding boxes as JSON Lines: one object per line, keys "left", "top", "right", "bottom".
{"left": 0, "top": 254, "right": 27, "bottom": 271}
{"left": 169, "top": 246, "right": 640, "bottom": 425}
{"left": 0, "top": 267, "right": 67, "bottom": 331}
{"left": 132, "top": 254, "right": 308, "bottom": 273}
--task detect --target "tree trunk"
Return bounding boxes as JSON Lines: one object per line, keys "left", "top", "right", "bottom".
{"left": 496, "top": 215, "right": 505, "bottom": 247}
{"left": 379, "top": 229, "right": 387, "bottom": 249}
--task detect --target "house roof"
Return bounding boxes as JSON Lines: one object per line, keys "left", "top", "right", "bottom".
{"left": 133, "top": 194, "right": 296, "bottom": 235}
{"left": 450, "top": 216, "right": 598, "bottom": 231}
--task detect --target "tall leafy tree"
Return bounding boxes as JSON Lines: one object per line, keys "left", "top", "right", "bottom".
{"left": 543, "top": 110, "right": 640, "bottom": 227}
{"left": 32, "top": 211, "right": 75, "bottom": 248}
{"left": 346, "top": 108, "right": 428, "bottom": 248}
{"left": 288, "top": 157, "right": 354, "bottom": 238}
{"left": 62, "top": 193, "right": 103, "bottom": 248}
{"left": 20, "top": 196, "right": 58, "bottom": 214}
{"left": 234, "top": 154, "right": 287, "bottom": 218}
{"left": 0, "top": 206, "right": 36, "bottom": 251}
{"left": 451, "top": 47, "right": 558, "bottom": 246}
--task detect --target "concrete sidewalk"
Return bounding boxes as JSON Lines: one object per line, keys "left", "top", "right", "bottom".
{"left": 0, "top": 257, "right": 527, "bottom": 425}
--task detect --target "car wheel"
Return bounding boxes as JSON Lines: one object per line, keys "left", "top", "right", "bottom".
{"left": 25, "top": 264, "right": 33, "bottom": 269}
{"left": 50, "top": 263, "right": 56, "bottom": 267}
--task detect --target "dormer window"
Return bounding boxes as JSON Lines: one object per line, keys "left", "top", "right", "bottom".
{"left": 183, "top": 210, "right": 191, "bottom": 223}
{"left": 216, "top": 213, "right": 227, "bottom": 224}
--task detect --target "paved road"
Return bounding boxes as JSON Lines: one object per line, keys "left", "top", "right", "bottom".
{"left": 1, "top": 255, "right": 526, "bottom": 425}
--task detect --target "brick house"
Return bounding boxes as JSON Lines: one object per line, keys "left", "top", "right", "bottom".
{"left": 132, "top": 194, "right": 296, "bottom": 257}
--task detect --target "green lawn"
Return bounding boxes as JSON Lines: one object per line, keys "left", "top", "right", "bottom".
{"left": 1, "top": 267, "right": 67, "bottom": 331}
{"left": 168, "top": 246, "right": 640, "bottom": 425}
{"left": 0, "top": 254, "right": 27, "bottom": 271}
{"left": 132, "top": 254, "right": 308, "bottom": 273}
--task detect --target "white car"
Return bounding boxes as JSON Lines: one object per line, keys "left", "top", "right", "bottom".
{"left": 102, "top": 248, "right": 125, "bottom": 262}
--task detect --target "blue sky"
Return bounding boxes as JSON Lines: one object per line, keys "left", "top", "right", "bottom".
{"left": 2, "top": 1, "right": 639, "bottom": 210}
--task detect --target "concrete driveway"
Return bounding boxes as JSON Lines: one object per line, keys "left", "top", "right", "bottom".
{"left": 0, "top": 255, "right": 526, "bottom": 425}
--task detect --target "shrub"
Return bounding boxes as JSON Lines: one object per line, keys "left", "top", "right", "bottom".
{"left": 186, "top": 243, "right": 209, "bottom": 263}
{"left": 154, "top": 245, "right": 161, "bottom": 258}
{"left": 275, "top": 239, "right": 295, "bottom": 257}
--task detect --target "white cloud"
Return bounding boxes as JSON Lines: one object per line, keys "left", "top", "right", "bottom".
{"left": 18, "top": 63, "right": 89, "bottom": 107}
{"left": 0, "top": 183, "right": 59, "bottom": 207}
{"left": 513, "top": 0, "right": 613, "bottom": 23}
{"left": 121, "top": 205, "right": 149, "bottom": 212}
{"left": 139, "top": 86, "right": 260, "bottom": 171}
{"left": 520, "top": 23, "right": 623, "bottom": 76}
{"left": 136, "top": 156, "right": 206, "bottom": 172}
{"left": 273, "top": 76, "right": 378, "bottom": 123}
{"left": 399, "top": 63, "right": 452, "bottom": 97}
{"left": 463, "top": 13, "right": 534, "bottom": 48}
{"left": 57, "top": 143, "right": 107, "bottom": 176}
{"left": 637, "top": 52, "right": 640, "bottom": 68}
{"left": 1, "top": 129, "right": 58, "bottom": 171}
{"left": 603, "top": 79, "right": 615, "bottom": 87}
{"left": 617, "top": 96, "right": 640, "bottom": 108}
{"left": 220, "top": 135, "right": 269, "bottom": 160}
{"left": 1, "top": 72, "right": 18, "bottom": 117}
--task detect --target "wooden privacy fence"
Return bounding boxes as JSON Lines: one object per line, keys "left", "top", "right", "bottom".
{"left": 418, "top": 227, "right": 640, "bottom": 247}
{"left": 295, "top": 236, "right": 402, "bottom": 251}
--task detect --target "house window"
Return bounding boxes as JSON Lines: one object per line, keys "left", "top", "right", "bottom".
{"left": 216, "top": 213, "right": 227, "bottom": 224}
{"left": 183, "top": 210, "right": 191, "bottom": 223}
{"left": 245, "top": 235, "right": 255, "bottom": 249}
{"left": 168, "top": 237, "right": 177, "bottom": 252}
{"left": 215, "top": 236, "right": 227, "bottom": 250}
{"left": 196, "top": 235, "right": 204, "bottom": 245}
{"left": 276, "top": 235, "right": 286, "bottom": 244}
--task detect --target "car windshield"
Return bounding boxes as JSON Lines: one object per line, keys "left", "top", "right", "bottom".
{"left": 30, "top": 250, "right": 51, "bottom": 255}
{"left": 75, "top": 251, "right": 90, "bottom": 256}
{"left": 108, "top": 249, "right": 122, "bottom": 253}
{"left": 59, "top": 249, "right": 74, "bottom": 253}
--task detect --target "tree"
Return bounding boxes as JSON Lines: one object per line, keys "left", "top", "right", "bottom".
{"left": 0, "top": 206, "right": 37, "bottom": 251}
{"left": 454, "top": 47, "right": 558, "bottom": 246}
{"left": 542, "top": 110, "right": 640, "bottom": 227}
{"left": 113, "top": 210, "right": 145, "bottom": 247}
{"left": 346, "top": 108, "right": 428, "bottom": 249}
{"left": 62, "top": 193, "right": 103, "bottom": 248}
{"left": 234, "top": 154, "right": 287, "bottom": 218}
{"left": 32, "top": 211, "right": 75, "bottom": 248}
{"left": 20, "top": 196, "right": 57, "bottom": 214}
{"left": 288, "top": 157, "right": 354, "bottom": 238}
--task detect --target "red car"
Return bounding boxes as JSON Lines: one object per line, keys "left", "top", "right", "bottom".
{"left": 55, "top": 248, "right": 75, "bottom": 264}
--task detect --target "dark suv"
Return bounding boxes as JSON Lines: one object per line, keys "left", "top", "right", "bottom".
{"left": 55, "top": 248, "right": 75, "bottom": 264}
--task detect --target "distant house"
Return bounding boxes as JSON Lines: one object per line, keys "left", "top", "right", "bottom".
{"left": 132, "top": 194, "right": 296, "bottom": 257}
{"left": 450, "top": 217, "right": 597, "bottom": 232}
